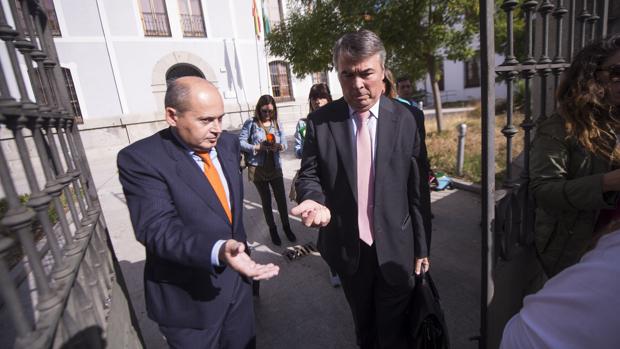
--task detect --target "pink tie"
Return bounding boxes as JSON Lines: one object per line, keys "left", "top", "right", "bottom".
{"left": 356, "top": 111, "right": 374, "bottom": 246}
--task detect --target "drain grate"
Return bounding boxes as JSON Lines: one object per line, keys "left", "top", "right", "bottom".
{"left": 283, "top": 242, "right": 319, "bottom": 261}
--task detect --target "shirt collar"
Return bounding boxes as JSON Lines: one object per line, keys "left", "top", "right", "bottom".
{"left": 347, "top": 98, "right": 381, "bottom": 119}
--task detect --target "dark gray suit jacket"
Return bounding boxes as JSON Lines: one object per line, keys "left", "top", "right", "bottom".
{"left": 296, "top": 96, "right": 428, "bottom": 286}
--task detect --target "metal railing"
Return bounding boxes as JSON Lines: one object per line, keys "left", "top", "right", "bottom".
{"left": 180, "top": 14, "right": 206, "bottom": 37}
{"left": 141, "top": 11, "right": 171, "bottom": 37}
{"left": 0, "top": 1, "right": 141, "bottom": 347}
{"left": 479, "top": 0, "right": 609, "bottom": 347}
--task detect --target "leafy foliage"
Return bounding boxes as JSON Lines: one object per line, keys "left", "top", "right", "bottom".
{"left": 267, "top": 0, "right": 480, "bottom": 82}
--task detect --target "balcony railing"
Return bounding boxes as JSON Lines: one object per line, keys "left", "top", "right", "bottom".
{"left": 141, "top": 11, "right": 171, "bottom": 37}
{"left": 180, "top": 14, "right": 206, "bottom": 37}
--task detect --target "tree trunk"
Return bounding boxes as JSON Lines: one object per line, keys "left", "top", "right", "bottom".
{"left": 428, "top": 57, "right": 444, "bottom": 133}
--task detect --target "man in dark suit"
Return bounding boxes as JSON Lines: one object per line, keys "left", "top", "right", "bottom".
{"left": 118, "top": 77, "right": 279, "bottom": 349}
{"left": 291, "top": 30, "right": 430, "bottom": 348}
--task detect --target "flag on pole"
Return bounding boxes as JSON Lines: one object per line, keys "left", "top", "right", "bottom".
{"left": 252, "top": 0, "right": 262, "bottom": 39}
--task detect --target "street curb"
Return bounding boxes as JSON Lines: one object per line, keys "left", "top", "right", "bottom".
{"left": 450, "top": 178, "right": 481, "bottom": 194}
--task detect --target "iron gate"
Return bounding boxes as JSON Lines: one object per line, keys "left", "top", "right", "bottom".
{"left": 0, "top": 1, "right": 142, "bottom": 348}
{"left": 479, "top": 0, "right": 614, "bottom": 348}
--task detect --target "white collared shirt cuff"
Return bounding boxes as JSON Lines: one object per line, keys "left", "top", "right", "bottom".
{"left": 211, "top": 239, "right": 227, "bottom": 267}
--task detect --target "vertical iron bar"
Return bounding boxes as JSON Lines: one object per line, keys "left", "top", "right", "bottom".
{"left": 568, "top": 0, "right": 576, "bottom": 58}
{"left": 588, "top": 0, "right": 599, "bottom": 42}
{"left": 0, "top": 253, "right": 32, "bottom": 336}
{"left": 601, "top": 0, "right": 609, "bottom": 36}
{"left": 578, "top": 0, "right": 591, "bottom": 49}
{"left": 480, "top": 0, "right": 496, "bottom": 347}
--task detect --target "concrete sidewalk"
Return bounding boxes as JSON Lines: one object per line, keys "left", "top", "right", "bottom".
{"left": 96, "top": 144, "right": 481, "bottom": 349}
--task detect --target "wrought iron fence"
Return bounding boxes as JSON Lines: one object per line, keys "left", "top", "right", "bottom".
{"left": 0, "top": 1, "right": 141, "bottom": 347}
{"left": 479, "top": 0, "right": 610, "bottom": 347}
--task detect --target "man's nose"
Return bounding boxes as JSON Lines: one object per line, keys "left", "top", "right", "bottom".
{"left": 353, "top": 76, "right": 365, "bottom": 89}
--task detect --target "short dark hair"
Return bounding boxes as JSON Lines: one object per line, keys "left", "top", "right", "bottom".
{"left": 396, "top": 76, "right": 412, "bottom": 87}
{"left": 164, "top": 78, "right": 192, "bottom": 113}
{"left": 332, "top": 29, "right": 386, "bottom": 71}
{"left": 308, "top": 83, "right": 333, "bottom": 112}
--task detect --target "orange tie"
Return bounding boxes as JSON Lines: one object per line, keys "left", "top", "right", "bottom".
{"left": 197, "top": 152, "right": 232, "bottom": 223}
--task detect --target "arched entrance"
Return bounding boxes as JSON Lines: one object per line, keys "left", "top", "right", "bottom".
{"left": 165, "top": 63, "right": 205, "bottom": 82}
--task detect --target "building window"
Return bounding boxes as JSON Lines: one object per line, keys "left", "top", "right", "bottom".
{"left": 464, "top": 54, "right": 481, "bottom": 88}
{"left": 138, "top": 0, "right": 171, "bottom": 37}
{"left": 62, "top": 68, "right": 83, "bottom": 123}
{"left": 178, "top": 0, "right": 206, "bottom": 37}
{"left": 15, "top": 0, "right": 61, "bottom": 36}
{"left": 41, "top": 0, "right": 61, "bottom": 36}
{"left": 263, "top": 0, "right": 283, "bottom": 33}
{"left": 269, "top": 61, "right": 293, "bottom": 102}
{"left": 311, "top": 71, "right": 328, "bottom": 86}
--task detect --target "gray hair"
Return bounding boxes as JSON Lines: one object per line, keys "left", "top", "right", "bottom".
{"left": 332, "top": 29, "right": 386, "bottom": 71}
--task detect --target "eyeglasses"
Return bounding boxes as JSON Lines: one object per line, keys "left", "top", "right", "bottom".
{"left": 597, "top": 64, "right": 620, "bottom": 83}
{"left": 260, "top": 109, "right": 274, "bottom": 115}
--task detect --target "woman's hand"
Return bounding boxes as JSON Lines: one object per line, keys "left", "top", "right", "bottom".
{"left": 272, "top": 143, "right": 284, "bottom": 152}
{"left": 254, "top": 143, "right": 267, "bottom": 152}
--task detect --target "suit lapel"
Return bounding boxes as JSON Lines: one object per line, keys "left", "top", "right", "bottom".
{"left": 374, "top": 97, "right": 400, "bottom": 201}
{"left": 327, "top": 99, "right": 357, "bottom": 201}
{"left": 162, "top": 128, "right": 232, "bottom": 226}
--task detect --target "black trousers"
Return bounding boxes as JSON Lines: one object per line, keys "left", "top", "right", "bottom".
{"left": 340, "top": 243, "right": 413, "bottom": 349}
{"left": 253, "top": 177, "right": 291, "bottom": 230}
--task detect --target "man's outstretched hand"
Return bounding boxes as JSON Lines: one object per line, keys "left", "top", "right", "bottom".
{"left": 290, "top": 199, "right": 331, "bottom": 227}
{"left": 220, "top": 240, "right": 279, "bottom": 280}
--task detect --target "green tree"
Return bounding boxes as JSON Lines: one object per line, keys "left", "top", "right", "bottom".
{"left": 266, "top": 0, "right": 479, "bottom": 133}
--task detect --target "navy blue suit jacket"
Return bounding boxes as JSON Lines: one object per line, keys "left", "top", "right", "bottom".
{"left": 117, "top": 128, "right": 247, "bottom": 328}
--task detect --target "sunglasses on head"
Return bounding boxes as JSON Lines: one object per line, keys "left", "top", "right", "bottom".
{"left": 598, "top": 64, "right": 620, "bottom": 82}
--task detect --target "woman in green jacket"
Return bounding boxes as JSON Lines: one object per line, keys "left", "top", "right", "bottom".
{"left": 530, "top": 34, "right": 620, "bottom": 277}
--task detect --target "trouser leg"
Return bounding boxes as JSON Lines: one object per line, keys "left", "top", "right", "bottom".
{"left": 253, "top": 180, "right": 276, "bottom": 228}
{"left": 269, "top": 177, "right": 291, "bottom": 228}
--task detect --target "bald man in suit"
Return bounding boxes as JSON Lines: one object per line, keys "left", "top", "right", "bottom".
{"left": 118, "top": 77, "right": 278, "bottom": 348}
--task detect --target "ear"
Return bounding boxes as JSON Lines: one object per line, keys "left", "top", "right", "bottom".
{"left": 165, "top": 107, "right": 177, "bottom": 127}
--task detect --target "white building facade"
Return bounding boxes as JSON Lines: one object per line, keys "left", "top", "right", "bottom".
{"left": 27, "top": 0, "right": 341, "bottom": 131}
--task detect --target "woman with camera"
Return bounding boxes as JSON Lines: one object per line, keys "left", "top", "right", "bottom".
{"left": 240, "top": 95, "right": 296, "bottom": 246}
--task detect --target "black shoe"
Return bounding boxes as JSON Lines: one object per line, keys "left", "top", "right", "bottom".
{"left": 269, "top": 227, "right": 281, "bottom": 246}
{"left": 284, "top": 227, "right": 297, "bottom": 242}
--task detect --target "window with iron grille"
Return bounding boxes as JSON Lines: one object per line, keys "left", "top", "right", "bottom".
{"left": 464, "top": 53, "right": 481, "bottom": 88}
{"left": 178, "top": 0, "right": 206, "bottom": 37}
{"left": 264, "top": 0, "right": 283, "bottom": 30}
{"left": 311, "top": 71, "right": 329, "bottom": 86}
{"left": 138, "top": 0, "right": 171, "bottom": 37}
{"left": 62, "top": 68, "right": 83, "bottom": 123}
{"left": 42, "top": 0, "right": 61, "bottom": 36}
{"left": 15, "top": 0, "right": 61, "bottom": 37}
{"left": 269, "top": 61, "right": 293, "bottom": 102}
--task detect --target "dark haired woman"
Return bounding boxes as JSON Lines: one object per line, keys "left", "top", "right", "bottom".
{"left": 530, "top": 34, "right": 620, "bottom": 277}
{"left": 240, "top": 95, "right": 296, "bottom": 246}
{"left": 292, "top": 83, "right": 332, "bottom": 159}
